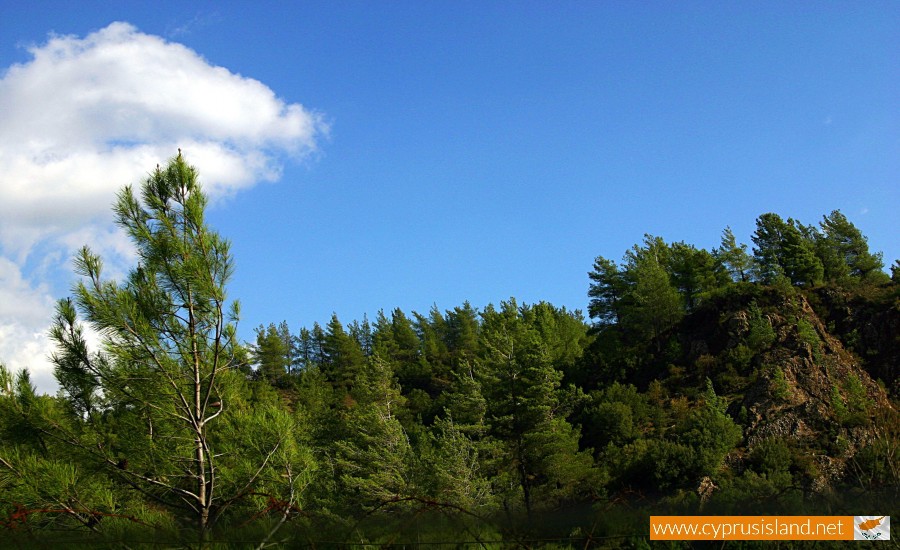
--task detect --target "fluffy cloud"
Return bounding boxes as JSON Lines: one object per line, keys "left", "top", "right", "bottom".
{"left": 0, "top": 258, "right": 57, "bottom": 392}
{"left": 0, "top": 21, "right": 324, "bottom": 253}
{"left": 0, "top": 22, "right": 325, "bottom": 392}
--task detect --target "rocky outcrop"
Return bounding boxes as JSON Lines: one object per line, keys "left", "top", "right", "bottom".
{"left": 681, "top": 285, "right": 895, "bottom": 492}
{"left": 809, "top": 285, "right": 900, "bottom": 395}
{"left": 736, "top": 293, "right": 890, "bottom": 490}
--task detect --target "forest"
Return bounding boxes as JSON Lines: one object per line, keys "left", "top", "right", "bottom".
{"left": 1, "top": 154, "right": 897, "bottom": 547}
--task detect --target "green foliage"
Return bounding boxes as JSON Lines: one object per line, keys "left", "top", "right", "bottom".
{"left": 441, "top": 369, "right": 487, "bottom": 436}
{"left": 0, "top": 363, "right": 12, "bottom": 397}
{"left": 770, "top": 366, "right": 790, "bottom": 400}
{"left": 849, "top": 409, "right": 899, "bottom": 491}
{"left": 333, "top": 406, "right": 416, "bottom": 512}
{"left": 39, "top": 153, "right": 312, "bottom": 539}
{"left": 752, "top": 213, "right": 789, "bottom": 284}
{"left": 587, "top": 256, "right": 626, "bottom": 325}
{"left": 749, "top": 437, "right": 792, "bottom": 475}
{"left": 781, "top": 220, "right": 825, "bottom": 287}
{"left": 675, "top": 399, "right": 742, "bottom": 479}
{"left": 582, "top": 383, "right": 650, "bottom": 451}
{"left": 852, "top": 438, "right": 897, "bottom": 489}
{"left": 628, "top": 254, "right": 684, "bottom": 347}
{"left": 818, "top": 210, "right": 887, "bottom": 283}
{"left": 669, "top": 241, "right": 728, "bottom": 309}
{"left": 587, "top": 402, "right": 635, "bottom": 448}
{"left": 0, "top": 447, "right": 162, "bottom": 532}
{"left": 4, "top": 195, "right": 896, "bottom": 545}
{"left": 421, "top": 416, "right": 493, "bottom": 511}
{"left": 795, "top": 318, "right": 818, "bottom": 346}
{"left": 251, "top": 321, "right": 292, "bottom": 385}
{"left": 604, "top": 387, "right": 742, "bottom": 494}
{"left": 831, "top": 374, "right": 874, "bottom": 427}
{"left": 714, "top": 363, "right": 750, "bottom": 394}
{"left": 701, "top": 377, "right": 726, "bottom": 412}
{"left": 478, "top": 299, "right": 600, "bottom": 516}
{"left": 752, "top": 213, "right": 824, "bottom": 287}
{"left": 717, "top": 226, "right": 752, "bottom": 283}
{"left": 746, "top": 302, "right": 776, "bottom": 352}
{"left": 708, "top": 470, "right": 802, "bottom": 514}
{"left": 723, "top": 344, "right": 754, "bottom": 372}
{"left": 607, "top": 437, "right": 696, "bottom": 492}
{"left": 795, "top": 317, "right": 823, "bottom": 362}
{"left": 751, "top": 210, "right": 888, "bottom": 288}
{"left": 589, "top": 236, "right": 684, "bottom": 334}
{"left": 829, "top": 386, "right": 850, "bottom": 427}
{"left": 323, "top": 313, "right": 368, "bottom": 392}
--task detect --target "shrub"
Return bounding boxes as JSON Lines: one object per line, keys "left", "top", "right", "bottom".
{"left": 749, "top": 437, "right": 792, "bottom": 475}
{"left": 746, "top": 302, "right": 776, "bottom": 352}
{"left": 770, "top": 367, "right": 790, "bottom": 401}
{"left": 796, "top": 317, "right": 823, "bottom": 362}
{"left": 831, "top": 374, "right": 873, "bottom": 427}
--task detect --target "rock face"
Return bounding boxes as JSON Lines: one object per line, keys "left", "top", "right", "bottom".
{"left": 809, "top": 286, "right": 900, "bottom": 396}
{"left": 680, "top": 285, "right": 895, "bottom": 492}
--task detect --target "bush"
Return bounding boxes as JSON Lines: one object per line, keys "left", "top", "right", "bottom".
{"left": 724, "top": 344, "right": 754, "bottom": 372}
{"left": 770, "top": 367, "right": 790, "bottom": 401}
{"left": 796, "top": 317, "right": 823, "bottom": 362}
{"left": 749, "top": 437, "right": 792, "bottom": 475}
{"left": 677, "top": 408, "right": 742, "bottom": 477}
{"left": 746, "top": 302, "right": 776, "bottom": 352}
{"left": 831, "top": 374, "right": 873, "bottom": 427}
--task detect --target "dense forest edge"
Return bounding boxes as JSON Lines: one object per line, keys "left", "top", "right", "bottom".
{"left": 1, "top": 154, "right": 897, "bottom": 548}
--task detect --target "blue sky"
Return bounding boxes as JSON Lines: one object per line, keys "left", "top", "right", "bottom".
{"left": 1, "top": 1, "right": 897, "bottom": 391}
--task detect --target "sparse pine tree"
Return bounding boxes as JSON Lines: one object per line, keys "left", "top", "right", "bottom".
{"left": 46, "top": 153, "right": 305, "bottom": 539}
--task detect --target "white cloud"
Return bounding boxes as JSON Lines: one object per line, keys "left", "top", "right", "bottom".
{"left": 0, "top": 258, "right": 58, "bottom": 393}
{"left": 0, "top": 22, "right": 326, "bottom": 393}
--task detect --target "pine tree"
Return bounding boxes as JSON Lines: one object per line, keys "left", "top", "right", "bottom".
{"left": 322, "top": 314, "right": 367, "bottom": 392}
{"left": 668, "top": 242, "right": 726, "bottom": 310}
{"left": 587, "top": 256, "right": 629, "bottom": 326}
{"left": 818, "top": 210, "right": 886, "bottom": 282}
{"left": 624, "top": 255, "right": 684, "bottom": 350}
{"left": 347, "top": 315, "right": 374, "bottom": 357}
{"left": 421, "top": 415, "right": 493, "bottom": 511}
{"left": 251, "top": 322, "right": 292, "bottom": 384}
{"left": 717, "top": 226, "right": 752, "bottom": 283}
{"left": 46, "top": 153, "right": 301, "bottom": 539}
{"left": 332, "top": 355, "right": 415, "bottom": 513}
{"left": 445, "top": 302, "right": 480, "bottom": 374}
{"left": 752, "top": 213, "right": 789, "bottom": 284}
{"left": 752, "top": 213, "right": 824, "bottom": 286}
{"left": 478, "top": 300, "right": 600, "bottom": 518}
{"left": 780, "top": 219, "right": 824, "bottom": 286}
{"left": 292, "top": 326, "right": 318, "bottom": 372}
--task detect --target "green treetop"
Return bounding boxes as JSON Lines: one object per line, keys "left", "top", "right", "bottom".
{"left": 47, "top": 153, "right": 302, "bottom": 540}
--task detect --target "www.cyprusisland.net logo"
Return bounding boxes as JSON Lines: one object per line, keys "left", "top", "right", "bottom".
{"left": 855, "top": 516, "right": 890, "bottom": 541}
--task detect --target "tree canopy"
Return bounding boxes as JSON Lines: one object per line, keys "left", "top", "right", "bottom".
{"left": 1, "top": 159, "right": 895, "bottom": 547}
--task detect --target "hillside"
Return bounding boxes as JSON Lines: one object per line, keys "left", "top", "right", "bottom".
{"left": 2, "top": 193, "right": 897, "bottom": 545}
{"left": 679, "top": 284, "right": 895, "bottom": 503}
{"left": 570, "top": 280, "right": 897, "bottom": 519}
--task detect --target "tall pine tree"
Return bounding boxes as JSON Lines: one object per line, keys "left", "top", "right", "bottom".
{"left": 47, "top": 153, "right": 304, "bottom": 539}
